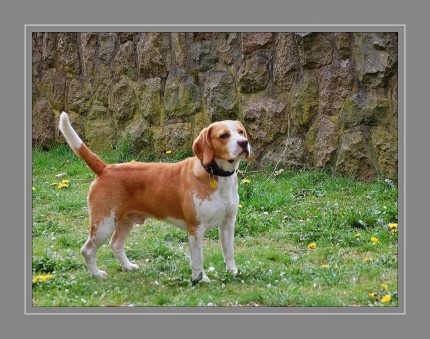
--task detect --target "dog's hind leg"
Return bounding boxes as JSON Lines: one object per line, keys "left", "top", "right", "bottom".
{"left": 109, "top": 219, "right": 139, "bottom": 272}
{"left": 80, "top": 210, "right": 116, "bottom": 279}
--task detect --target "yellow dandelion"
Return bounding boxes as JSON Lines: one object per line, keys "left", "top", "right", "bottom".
{"left": 32, "top": 186, "right": 36, "bottom": 191}
{"left": 307, "top": 242, "right": 317, "bottom": 249}
{"left": 353, "top": 233, "right": 361, "bottom": 238}
{"left": 50, "top": 182, "right": 59, "bottom": 186}
{"left": 388, "top": 223, "right": 397, "bottom": 230}
{"left": 56, "top": 182, "right": 69, "bottom": 189}
{"left": 130, "top": 160, "right": 136, "bottom": 163}
{"left": 369, "top": 292, "right": 378, "bottom": 300}
{"left": 238, "top": 204, "right": 243, "bottom": 208}
{"left": 380, "top": 294, "right": 391, "bottom": 303}
{"left": 32, "top": 274, "right": 53, "bottom": 283}
{"left": 363, "top": 257, "right": 371, "bottom": 262}
{"left": 61, "top": 179, "right": 70, "bottom": 184}
{"left": 241, "top": 178, "right": 251, "bottom": 185}
{"left": 380, "top": 283, "right": 388, "bottom": 291}
{"left": 370, "top": 237, "right": 379, "bottom": 244}
{"left": 388, "top": 223, "right": 398, "bottom": 233}
{"left": 165, "top": 150, "right": 172, "bottom": 154}
{"left": 321, "top": 264, "right": 329, "bottom": 269}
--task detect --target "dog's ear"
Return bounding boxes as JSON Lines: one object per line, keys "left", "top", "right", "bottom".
{"left": 192, "top": 126, "right": 214, "bottom": 166}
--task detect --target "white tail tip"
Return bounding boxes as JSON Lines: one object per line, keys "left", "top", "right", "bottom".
{"left": 58, "top": 111, "right": 83, "bottom": 150}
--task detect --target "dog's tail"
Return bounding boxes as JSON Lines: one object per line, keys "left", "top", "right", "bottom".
{"left": 58, "top": 112, "right": 106, "bottom": 176}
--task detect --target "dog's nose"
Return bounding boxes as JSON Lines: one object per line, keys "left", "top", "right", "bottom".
{"left": 238, "top": 140, "right": 248, "bottom": 149}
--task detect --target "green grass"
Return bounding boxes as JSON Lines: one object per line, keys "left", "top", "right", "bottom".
{"left": 31, "top": 145, "right": 398, "bottom": 308}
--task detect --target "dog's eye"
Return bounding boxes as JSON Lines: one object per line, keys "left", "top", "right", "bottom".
{"left": 238, "top": 130, "right": 244, "bottom": 135}
{"left": 220, "top": 133, "right": 230, "bottom": 139}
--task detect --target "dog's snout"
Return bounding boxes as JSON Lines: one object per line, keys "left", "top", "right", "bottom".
{"left": 238, "top": 140, "right": 248, "bottom": 149}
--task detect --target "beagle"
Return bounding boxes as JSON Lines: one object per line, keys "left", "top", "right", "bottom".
{"left": 58, "top": 112, "right": 250, "bottom": 282}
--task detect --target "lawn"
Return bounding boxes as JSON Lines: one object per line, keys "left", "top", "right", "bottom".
{"left": 31, "top": 145, "right": 398, "bottom": 308}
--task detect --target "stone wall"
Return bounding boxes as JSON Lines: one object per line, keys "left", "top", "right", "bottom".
{"left": 32, "top": 32, "right": 398, "bottom": 180}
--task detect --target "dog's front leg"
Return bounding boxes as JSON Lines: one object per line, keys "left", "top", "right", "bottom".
{"left": 219, "top": 216, "right": 238, "bottom": 275}
{"left": 188, "top": 227, "right": 210, "bottom": 283}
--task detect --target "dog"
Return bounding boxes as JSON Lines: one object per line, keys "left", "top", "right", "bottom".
{"left": 58, "top": 112, "right": 250, "bottom": 282}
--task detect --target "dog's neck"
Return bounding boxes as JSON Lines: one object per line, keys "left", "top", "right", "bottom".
{"left": 203, "top": 159, "right": 238, "bottom": 177}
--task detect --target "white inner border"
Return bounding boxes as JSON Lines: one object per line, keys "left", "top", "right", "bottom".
{"left": 25, "top": 24, "right": 406, "bottom": 315}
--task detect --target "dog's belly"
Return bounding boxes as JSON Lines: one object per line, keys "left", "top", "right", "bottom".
{"left": 163, "top": 217, "right": 188, "bottom": 230}
{"left": 126, "top": 211, "right": 187, "bottom": 230}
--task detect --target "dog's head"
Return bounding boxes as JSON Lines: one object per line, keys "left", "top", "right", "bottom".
{"left": 192, "top": 120, "right": 250, "bottom": 167}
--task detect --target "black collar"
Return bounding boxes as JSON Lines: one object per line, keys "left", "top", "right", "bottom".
{"left": 203, "top": 160, "right": 236, "bottom": 177}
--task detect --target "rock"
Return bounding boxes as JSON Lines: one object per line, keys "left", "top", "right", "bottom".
{"left": 122, "top": 117, "right": 152, "bottom": 153}
{"left": 92, "top": 64, "right": 114, "bottom": 106}
{"left": 32, "top": 98, "right": 55, "bottom": 148}
{"left": 204, "top": 71, "right": 238, "bottom": 121}
{"left": 84, "top": 115, "right": 116, "bottom": 152}
{"left": 171, "top": 33, "right": 187, "bottom": 68}
{"left": 112, "top": 40, "right": 137, "bottom": 81}
{"left": 388, "top": 73, "right": 398, "bottom": 130}
{"left": 241, "top": 33, "right": 273, "bottom": 54}
{"left": 318, "top": 59, "right": 354, "bottom": 116}
{"left": 32, "top": 81, "right": 39, "bottom": 108}
{"left": 108, "top": 76, "right": 139, "bottom": 128}
{"left": 339, "top": 91, "right": 391, "bottom": 129}
{"left": 118, "top": 32, "right": 138, "bottom": 43}
{"left": 290, "top": 72, "right": 319, "bottom": 133}
{"left": 261, "top": 137, "right": 308, "bottom": 168}
{"left": 296, "top": 32, "right": 334, "bottom": 70}
{"left": 237, "top": 54, "right": 269, "bottom": 93}
{"left": 354, "top": 32, "right": 397, "bottom": 88}
{"left": 191, "top": 41, "right": 219, "bottom": 72}
{"left": 137, "top": 33, "right": 171, "bottom": 78}
{"left": 67, "top": 78, "right": 91, "bottom": 114}
{"left": 87, "top": 102, "right": 109, "bottom": 120}
{"left": 164, "top": 68, "right": 200, "bottom": 120}
{"left": 273, "top": 33, "right": 300, "bottom": 91}
{"left": 98, "top": 33, "right": 117, "bottom": 65}
{"left": 139, "top": 77, "right": 162, "bottom": 124}
{"left": 336, "top": 32, "right": 352, "bottom": 60}
{"left": 36, "top": 68, "right": 66, "bottom": 110}
{"left": 56, "top": 33, "right": 80, "bottom": 77}
{"left": 193, "top": 33, "right": 212, "bottom": 41}
{"left": 80, "top": 33, "right": 97, "bottom": 79}
{"left": 42, "top": 32, "right": 57, "bottom": 68}
{"left": 243, "top": 97, "right": 288, "bottom": 161}
{"left": 371, "top": 127, "right": 397, "bottom": 179}
{"left": 153, "top": 123, "right": 193, "bottom": 154}
{"left": 306, "top": 117, "right": 339, "bottom": 167}
{"left": 32, "top": 33, "right": 43, "bottom": 78}
{"left": 335, "top": 129, "right": 376, "bottom": 181}
{"left": 215, "top": 33, "right": 240, "bottom": 65}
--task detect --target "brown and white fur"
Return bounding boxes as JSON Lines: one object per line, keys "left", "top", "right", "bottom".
{"left": 58, "top": 112, "right": 250, "bottom": 282}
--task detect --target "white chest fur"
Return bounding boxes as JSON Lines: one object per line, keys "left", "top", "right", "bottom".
{"left": 193, "top": 176, "right": 239, "bottom": 230}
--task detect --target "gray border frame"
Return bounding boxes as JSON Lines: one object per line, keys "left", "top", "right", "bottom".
{"left": 26, "top": 25, "right": 404, "bottom": 315}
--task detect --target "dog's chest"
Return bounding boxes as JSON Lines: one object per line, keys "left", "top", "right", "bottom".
{"left": 193, "top": 179, "right": 238, "bottom": 228}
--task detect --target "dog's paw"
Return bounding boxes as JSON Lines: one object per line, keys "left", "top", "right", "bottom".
{"left": 123, "top": 263, "right": 139, "bottom": 272}
{"left": 201, "top": 274, "right": 210, "bottom": 283}
{"left": 93, "top": 270, "right": 108, "bottom": 279}
{"left": 191, "top": 272, "right": 210, "bottom": 285}
{"left": 227, "top": 268, "right": 239, "bottom": 276}
{"left": 226, "top": 262, "right": 238, "bottom": 275}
